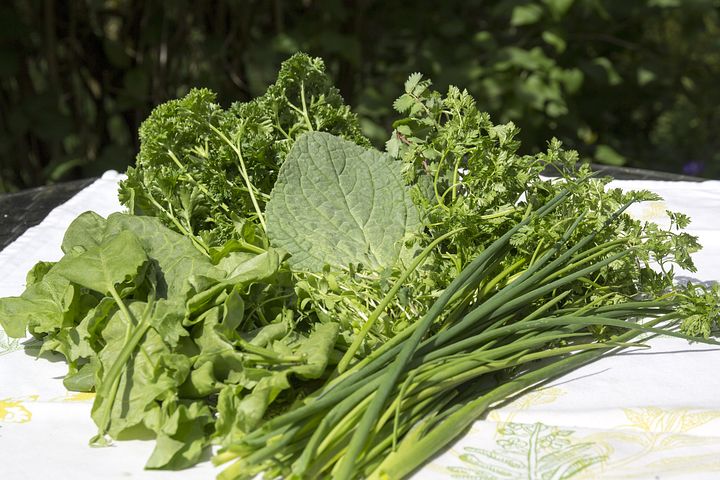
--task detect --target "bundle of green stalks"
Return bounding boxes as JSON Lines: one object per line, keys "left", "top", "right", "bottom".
{"left": 214, "top": 189, "right": 714, "bottom": 480}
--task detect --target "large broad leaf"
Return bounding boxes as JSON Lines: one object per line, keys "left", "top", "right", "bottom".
{"left": 266, "top": 132, "right": 419, "bottom": 271}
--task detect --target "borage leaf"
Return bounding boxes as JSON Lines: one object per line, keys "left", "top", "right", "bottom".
{"left": 266, "top": 132, "right": 419, "bottom": 271}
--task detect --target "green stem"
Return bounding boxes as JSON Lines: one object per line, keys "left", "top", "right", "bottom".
{"left": 477, "top": 256, "right": 527, "bottom": 300}
{"left": 426, "top": 246, "right": 635, "bottom": 353}
{"left": 299, "top": 81, "right": 314, "bottom": 131}
{"left": 543, "top": 238, "right": 628, "bottom": 285}
{"left": 450, "top": 151, "right": 464, "bottom": 202}
{"left": 273, "top": 107, "right": 292, "bottom": 140}
{"left": 366, "top": 325, "right": 652, "bottom": 480}
{"left": 209, "top": 124, "right": 267, "bottom": 233}
{"left": 236, "top": 338, "right": 304, "bottom": 364}
{"left": 143, "top": 187, "right": 210, "bottom": 256}
{"left": 167, "top": 149, "right": 233, "bottom": 215}
{"left": 286, "top": 81, "right": 315, "bottom": 132}
{"left": 478, "top": 206, "right": 519, "bottom": 220}
{"left": 432, "top": 150, "right": 451, "bottom": 209}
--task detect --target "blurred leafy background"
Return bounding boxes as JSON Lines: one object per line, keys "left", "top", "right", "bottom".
{"left": 1, "top": 0, "right": 719, "bottom": 193}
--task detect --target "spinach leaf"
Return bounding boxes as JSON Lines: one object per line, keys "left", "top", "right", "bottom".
{"left": 0, "top": 297, "right": 34, "bottom": 337}
{"left": 266, "top": 132, "right": 419, "bottom": 271}
{"left": 105, "top": 213, "right": 224, "bottom": 298}
{"left": 52, "top": 229, "right": 147, "bottom": 295}
{"left": 0, "top": 271, "right": 77, "bottom": 337}
{"left": 63, "top": 361, "right": 96, "bottom": 392}
{"left": 25, "top": 260, "right": 56, "bottom": 286}
{"left": 61, "top": 211, "right": 107, "bottom": 254}
{"left": 145, "top": 400, "right": 214, "bottom": 470}
{"left": 213, "top": 322, "right": 340, "bottom": 444}
{"left": 92, "top": 301, "right": 162, "bottom": 437}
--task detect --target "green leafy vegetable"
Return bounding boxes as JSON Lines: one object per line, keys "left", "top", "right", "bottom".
{"left": 53, "top": 229, "right": 147, "bottom": 295}
{"left": 1, "top": 53, "right": 719, "bottom": 480}
{"left": 118, "top": 52, "right": 368, "bottom": 252}
{"left": 266, "top": 131, "right": 419, "bottom": 271}
{"left": 212, "top": 72, "right": 720, "bottom": 480}
{"left": 0, "top": 269, "right": 75, "bottom": 337}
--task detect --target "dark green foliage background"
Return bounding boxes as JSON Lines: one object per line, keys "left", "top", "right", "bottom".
{"left": 1, "top": 0, "right": 719, "bottom": 192}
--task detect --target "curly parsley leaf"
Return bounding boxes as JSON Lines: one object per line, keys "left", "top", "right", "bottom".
{"left": 119, "top": 53, "right": 369, "bottom": 252}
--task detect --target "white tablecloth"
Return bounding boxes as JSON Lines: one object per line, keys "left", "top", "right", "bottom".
{"left": 2, "top": 171, "right": 720, "bottom": 479}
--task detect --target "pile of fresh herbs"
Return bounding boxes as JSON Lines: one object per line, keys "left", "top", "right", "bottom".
{"left": 1, "top": 53, "right": 718, "bottom": 479}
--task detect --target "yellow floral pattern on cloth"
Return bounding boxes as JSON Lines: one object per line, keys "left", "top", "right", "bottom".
{"left": 443, "top": 388, "right": 720, "bottom": 479}
{"left": 61, "top": 392, "right": 96, "bottom": 403}
{"left": 0, "top": 396, "right": 38, "bottom": 423}
{"left": 0, "top": 392, "right": 96, "bottom": 424}
{"left": 581, "top": 407, "right": 720, "bottom": 478}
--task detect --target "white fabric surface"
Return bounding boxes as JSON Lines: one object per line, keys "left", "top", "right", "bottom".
{"left": 1, "top": 172, "right": 720, "bottom": 479}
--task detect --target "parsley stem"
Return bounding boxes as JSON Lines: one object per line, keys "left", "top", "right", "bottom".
{"left": 286, "top": 82, "right": 315, "bottom": 132}
{"left": 142, "top": 186, "right": 210, "bottom": 256}
{"left": 300, "top": 82, "right": 315, "bottom": 131}
{"left": 166, "top": 149, "right": 233, "bottom": 215}
{"left": 209, "top": 124, "right": 268, "bottom": 233}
